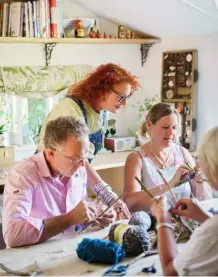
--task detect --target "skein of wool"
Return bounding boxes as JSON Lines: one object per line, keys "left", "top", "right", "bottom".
{"left": 108, "top": 223, "right": 151, "bottom": 256}
{"left": 128, "top": 211, "right": 151, "bottom": 230}
{"left": 76, "top": 238, "right": 125, "bottom": 264}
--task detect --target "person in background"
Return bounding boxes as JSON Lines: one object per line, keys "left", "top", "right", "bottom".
{"left": 151, "top": 126, "right": 218, "bottom": 276}
{"left": 38, "top": 63, "right": 139, "bottom": 218}
{"left": 124, "top": 103, "right": 212, "bottom": 212}
{"left": 3, "top": 117, "right": 120, "bottom": 248}
{"left": 39, "top": 63, "right": 139, "bottom": 156}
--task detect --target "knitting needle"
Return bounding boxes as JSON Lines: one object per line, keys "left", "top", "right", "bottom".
{"left": 173, "top": 172, "right": 195, "bottom": 188}
{"left": 135, "top": 176, "right": 193, "bottom": 234}
{"left": 156, "top": 169, "right": 177, "bottom": 204}
{"left": 153, "top": 172, "right": 193, "bottom": 234}
{"left": 96, "top": 194, "right": 123, "bottom": 219}
{"left": 126, "top": 250, "right": 158, "bottom": 268}
{"left": 184, "top": 161, "right": 195, "bottom": 173}
{"left": 79, "top": 194, "right": 123, "bottom": 234}
{"left": 184, "top": 162, "right": 209, "bottom": 183}
{"left": 171, "top": 162, "right": 195, "bottom": 188}
{"left": 135, "top": 176, "right": 157, "bottom": 202}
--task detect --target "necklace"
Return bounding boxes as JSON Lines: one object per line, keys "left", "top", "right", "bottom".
{"left": 148, "top": 142, "right": 171, "bottom": 169}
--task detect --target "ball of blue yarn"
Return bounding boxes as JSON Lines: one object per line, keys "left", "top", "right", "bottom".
{"left": 76, "top": 238, "right": 125, "bottom": 264}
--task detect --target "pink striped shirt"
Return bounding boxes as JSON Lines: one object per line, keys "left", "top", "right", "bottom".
{"left": 2, "top": 152, "right": 87, "bottom": 248}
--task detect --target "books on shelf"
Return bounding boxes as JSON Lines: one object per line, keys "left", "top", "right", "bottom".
{"left": 0, "top": 0, "right": 63, "bottom": 38}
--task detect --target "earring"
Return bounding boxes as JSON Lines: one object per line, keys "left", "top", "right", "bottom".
{"left": 145, "top": 131, "right": 151, "bottom": 139}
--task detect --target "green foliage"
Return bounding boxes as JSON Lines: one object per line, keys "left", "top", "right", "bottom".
{"left": 28, "top": 99, "right": 47, "bottom": 138}
{"left": 0, "top": 124, "right": 6, "bottom": 134}
{"left": 132, "top": 94, "right": 158, "bottom": 121}
{"left": 0, "top": 95, "right": 11, "bottom": 133}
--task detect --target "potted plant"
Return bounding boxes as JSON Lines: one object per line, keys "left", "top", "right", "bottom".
{"left": 0, "top": 124, "right": 6, "bottom": 147}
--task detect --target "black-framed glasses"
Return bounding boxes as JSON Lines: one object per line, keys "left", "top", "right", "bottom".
{"left": 111, "top": 88, "right": 132, "bottom": 104}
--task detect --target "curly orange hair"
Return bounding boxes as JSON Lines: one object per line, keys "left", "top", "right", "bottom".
{"left": 67, "top": 63, "right": 140, "bottom": 104}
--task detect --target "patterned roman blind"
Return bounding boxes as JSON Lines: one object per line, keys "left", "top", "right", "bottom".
{"left": 0, "top": 65, "right": 92, "bottom": 98}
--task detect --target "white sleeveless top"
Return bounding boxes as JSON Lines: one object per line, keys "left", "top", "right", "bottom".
{"left": 135, "top": 143, "right": 191, "bottom": 206}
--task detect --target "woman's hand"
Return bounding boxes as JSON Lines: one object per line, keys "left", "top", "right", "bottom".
{"left": 171, "top": 198, "right": 212, "bottom": 223}
{"left": 113, "top": 199, "right": 131, "bottom": 220}
{"left": 170, "top": 164, "right": 191, "bottom": 187}
{"left": 192, "top": 165, "right": 204, "bottom": 183}
{"left": 151, "top": 196, "right": 171, "bottom": 223}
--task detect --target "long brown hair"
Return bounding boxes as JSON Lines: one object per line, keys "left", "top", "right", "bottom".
{"left": 140, "top": 102, "right": 181, "bottom": 139}
{"left": 67, "top": 63, "right": 140, "bottom": 104}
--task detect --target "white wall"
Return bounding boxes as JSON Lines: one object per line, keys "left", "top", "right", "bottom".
{"left": 0, "top": 0, "right": 217, "bottom": 144}
{"left": 143, "top": 32, "right": 218, "bottom": 144}
{"left": 0, "top": 0, "right": 147, "bottom": 137}
{"left": 0, "top": 42, "right": 145, "bottom": 136}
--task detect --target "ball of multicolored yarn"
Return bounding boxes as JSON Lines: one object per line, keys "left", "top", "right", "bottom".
{"left": 128, "top": 211, "right": 151, "bottom": 230}
{"left": 108, "top": 223, "right": 151, "bottom": 256}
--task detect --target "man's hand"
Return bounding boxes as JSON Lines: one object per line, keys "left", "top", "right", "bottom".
{"left": 69, "top": 200, "right": 97, "bottom": 225}
{"left": 96, "top": 209, "right": 116, "bottom": 227}
{"left": 113, "top": 199, "right": 131, "bottom": 220}
{"left": 171, "top": 198, "right": 212, "bottom": 223}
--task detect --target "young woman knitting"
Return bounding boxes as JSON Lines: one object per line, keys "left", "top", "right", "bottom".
{"left": 124, "top": 103, "right": 212, "bottom": 212}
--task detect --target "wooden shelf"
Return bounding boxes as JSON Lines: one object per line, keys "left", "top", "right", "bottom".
{"left": 0, "top": 37, "right": 160, "bottom": 44}
{"left": 0, "top": 36, "right": 160, "bottom": 66}
{"left": 162, "top": 98, "right": 191, "bottom": 103}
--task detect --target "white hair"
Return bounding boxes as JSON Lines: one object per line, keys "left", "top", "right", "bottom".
{"left": 197, "top": 126, "right": 218, "bottom": 180}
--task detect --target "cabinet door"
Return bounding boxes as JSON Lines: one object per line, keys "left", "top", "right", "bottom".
{"left": 0, "top": 147, "right": 14, "bottom": 165}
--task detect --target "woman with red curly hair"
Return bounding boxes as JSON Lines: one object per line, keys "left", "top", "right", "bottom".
{"left": 39, "top": 63, "right": 139, "bottom": 155}
{"left": 38, "top": 63, "right": 140, "bottom": 219}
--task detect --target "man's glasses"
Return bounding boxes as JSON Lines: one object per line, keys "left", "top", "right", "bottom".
{"left": 111, "top": 88, "right": 132, "bottom": 104}
{"left": 54, "top": 148, "right": 88, "bottom": 167}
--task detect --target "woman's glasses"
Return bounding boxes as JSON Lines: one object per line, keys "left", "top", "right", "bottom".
{"left": 111, "top": 88, "right": 132, "bottom": 104}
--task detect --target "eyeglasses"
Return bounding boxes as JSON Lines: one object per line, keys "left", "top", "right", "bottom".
{"left": 54, "top": 148, "right": 88, "bottom": 167}
{"left": 111, "top": 88, "right": 132, "bottom": 104}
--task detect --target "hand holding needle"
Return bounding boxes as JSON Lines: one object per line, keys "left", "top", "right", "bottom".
{"left": 135, "top": 176, "right": 193, "bottom": 234}
{"left": 79, "top": 194, "right": 123, "bottom": 234}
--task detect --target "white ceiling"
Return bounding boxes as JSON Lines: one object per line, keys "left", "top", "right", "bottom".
{"left": 72, "top": 0, "right": 218, "bottom": 37}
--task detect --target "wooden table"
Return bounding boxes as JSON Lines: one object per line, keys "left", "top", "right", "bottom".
{"left": 0, "top": 199, "right": 217, "bottom": 276}
{"left": 0, "top": 226, "right": 162, "bottom": 276}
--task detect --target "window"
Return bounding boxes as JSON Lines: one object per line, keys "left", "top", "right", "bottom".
{"left": 0, "top": 93, "right": 63, "bottom": 141}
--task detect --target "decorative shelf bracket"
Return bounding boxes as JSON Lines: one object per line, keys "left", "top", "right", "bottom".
{"left": 140, "top": 43, "right": 153, "bottom": 66}
{"left": 44, "top": 43, "right": 56, "bottom": 66}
